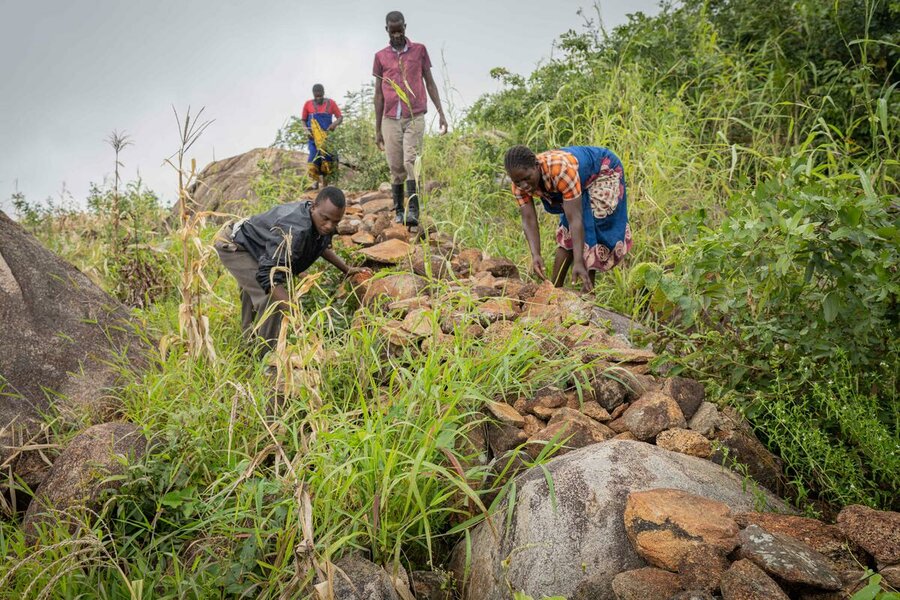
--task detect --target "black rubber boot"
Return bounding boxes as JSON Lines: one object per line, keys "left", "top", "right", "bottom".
{"left": 392, "top": 183, "right": 405, "bottom": 223}
{"left": 405, "top": 179, "right": 419, "bottom": 227}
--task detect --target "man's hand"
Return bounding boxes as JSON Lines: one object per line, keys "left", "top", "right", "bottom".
{"left": 572, "top": 262, "right": 593, "bottom": 293}
{"left": 270, "top": 284, "right": 291, "bottom": 314}
{"left": 345, "top": 266, "right": 372, "bottom": 278}
{"left": 375, "top": 131, "right": 384, "bottom": 151}
{"left": 438, "top": 113, "right": 448, "bottom": 135}
{"left": 531, "top": 254, "right": 548, "bottom": 281}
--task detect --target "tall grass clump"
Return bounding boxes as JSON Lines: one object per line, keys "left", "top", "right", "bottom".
{"left": 167, "top": 106, "right": 217, "bottom": 361}
{"left": 105, "top": 129, "right": 133, "bottom": 253}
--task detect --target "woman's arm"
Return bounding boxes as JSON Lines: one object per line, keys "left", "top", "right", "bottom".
{"left": 519, "top": 201, "right": 547, "bottom": 280}
{"left": 562, "top": 197, "right": 592, "bottom": 292}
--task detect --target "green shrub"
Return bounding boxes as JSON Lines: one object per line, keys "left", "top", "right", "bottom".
{"left": 637, "top": 165, "right": 899, "bottom": 384}
{"left": 749, "top": 354, "right": 898, "bottom": 511}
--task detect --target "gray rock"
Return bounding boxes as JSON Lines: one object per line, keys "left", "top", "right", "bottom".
{"left": 688, "top": 402, "right": 719, "bottom": 438}
{"left": 331, "top": 554, "right": 405, "bottom": 600}
{"left": 449, "top": 440, "right": 789, "bottom": 600}
{"left": 1, "top": 212, "right": 144, "bottom": 507}
{"left": 661, "top": 377, "right": 706, "bottom": 420}
{"left": 23, "top": 422, "right": 147, "bottom": 541}
{"left": 735, "top": 511, "right": 865, "bottom": 580}
{"left": 738, "top": 524, "right": 842, "bottom": 590}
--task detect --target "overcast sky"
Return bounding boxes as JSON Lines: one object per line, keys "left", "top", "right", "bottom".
{"left": 0, "top": 0, "right": 659, "bottom": 212}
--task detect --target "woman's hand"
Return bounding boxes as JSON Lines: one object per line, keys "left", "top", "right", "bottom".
{"left": 531, "top": 254, "right": 548, "bottom": 281}
{"left": 345, "top": 266, "right": 372, "bottom": 278}
{"left": 572, "top": 262, "right": 593, "bottom": 293}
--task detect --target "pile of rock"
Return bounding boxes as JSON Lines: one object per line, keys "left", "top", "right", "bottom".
{"left": 451, "top": 445, "right": 899, "bottom": 600}
{"left": 450, "top": 440, "right": 790, "bottom": 600}
{"left": 609, "top": 488, "right": 899, "bottom": 600}
{"left": 330, "top": 195, "right": 900, "bottom": 599}
{"left": 332, "top": 198, "right": 785, "bottom": 497}
{"left": 478, "top": 370, "right": 785, "bottom": 497}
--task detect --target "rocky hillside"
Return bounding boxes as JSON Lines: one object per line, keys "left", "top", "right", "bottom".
{"left": 3, "top": 186, "right": 897, "bottom": 599}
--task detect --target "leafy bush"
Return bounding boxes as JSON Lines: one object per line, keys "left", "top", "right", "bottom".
{"left": 636, "top": 166, "right": 899, "bottom": 384}
{"left": 87, "top": 180, "right": 176, "bottom": 307}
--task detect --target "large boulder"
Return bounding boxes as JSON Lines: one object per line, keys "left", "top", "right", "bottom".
{"left": 450, "top": 440, "right": 788, "bottom": 600}
{"left": 0, "top": 212, "right": 144, "bottom": 505}
{"left": 178, "top": 147, "right": 309, "bottom": 217}
{"left": 23, "top": 422, "right": 147, "bottom": 540}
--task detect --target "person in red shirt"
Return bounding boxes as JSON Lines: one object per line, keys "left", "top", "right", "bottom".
{"left": 373, "top": 10, "right": 448, "bottom": 226}
{"left": 302, "top": 84, "right": 343, "bottom": 190}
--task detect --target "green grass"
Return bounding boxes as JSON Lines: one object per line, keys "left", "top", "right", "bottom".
{"left": 1, "top": 242, "right": 590, "bottom": 597}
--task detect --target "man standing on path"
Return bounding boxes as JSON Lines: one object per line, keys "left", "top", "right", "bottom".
{"left": 373, "top": 10, "right": 448, "bottom": 227}
{"left": 303, "top": 84, "right": 343, "bottom": 190}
